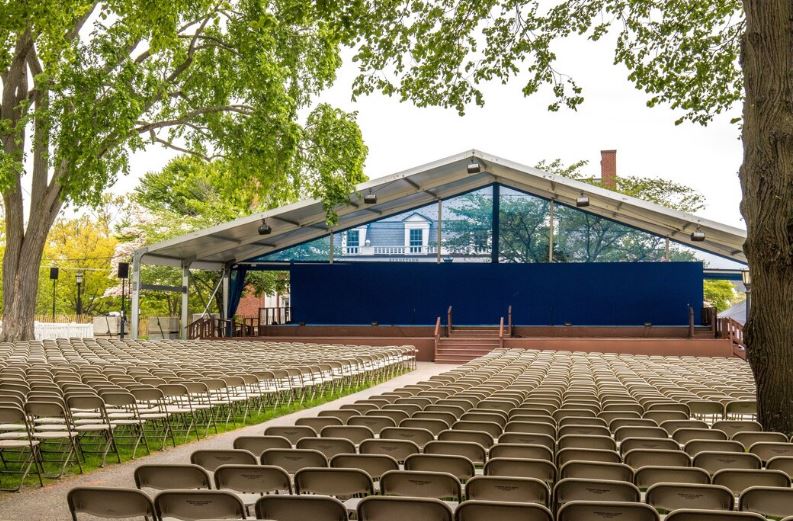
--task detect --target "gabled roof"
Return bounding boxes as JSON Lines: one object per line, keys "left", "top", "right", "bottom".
{"left": 136, "top": 149, "right": 747, "bottom": 269}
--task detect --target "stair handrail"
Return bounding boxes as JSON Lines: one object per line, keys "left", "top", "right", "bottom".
{"left": 447, "top": 306, "right": 453, "bottom": 336}
{"left": 507, "top": 305, "right": 513, "bottom": 336}
{"left": 688, "top": 305, "right": 695, "bottom": 338}
{"left": 499, "top": 317, "right": 505, "bottom": 349}
{"left": 434, "top": 316, "right": 441, "bottom": 361}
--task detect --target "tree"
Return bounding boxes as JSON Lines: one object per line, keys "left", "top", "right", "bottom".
{"left": 0, "top": 1, "right": 367, "bottom": 340}
{"left": 350, "top": 2, "right": 793, "bottom": 431}
{"left": 704, "top": 279, "right": 739, "bottom": 312}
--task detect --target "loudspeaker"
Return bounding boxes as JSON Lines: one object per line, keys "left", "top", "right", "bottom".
{"left": 118, "top": 262, "right": 129, "bottom": 279}
{"left": 49, "top": 267, "right": 59, "bottom": 280}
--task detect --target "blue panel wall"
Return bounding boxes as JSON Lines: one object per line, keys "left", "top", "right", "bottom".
{"left": 289, "top": 262, "right": 704, "bottom": 326}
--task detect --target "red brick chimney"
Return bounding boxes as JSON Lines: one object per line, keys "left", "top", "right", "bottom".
{"left": 600, "top": 149, "right": 617, "bottom": 189}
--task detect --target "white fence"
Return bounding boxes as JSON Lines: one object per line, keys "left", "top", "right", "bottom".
{"left": 0, "top": 321, "right": 94, "bottom": 340}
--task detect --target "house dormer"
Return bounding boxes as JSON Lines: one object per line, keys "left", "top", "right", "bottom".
{"left": 403, "top": 212, "right": 431, "bottom": 254}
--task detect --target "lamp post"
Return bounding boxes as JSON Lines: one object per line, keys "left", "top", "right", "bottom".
{"left": 742, "top": 269, "right": 752, "bottom": 323}
{"left": 76, "top": 269, "right": 84, "bottom": 318}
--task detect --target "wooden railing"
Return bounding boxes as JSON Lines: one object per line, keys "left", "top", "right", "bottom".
{"left": 718, "top": 317, "right": 746, "bottom": 359}
{"left": 688, "top": 305, "right": 695, "bottom": 338}
{"left": 447, "top": 306, "right": 453, "bottom": 336}
{"left": 187, "top": 316, "right": 258, "bottom": 339}
{"left": 259, "top": 306, "right": 291, "bottom": 325}
{"left": 187, "top": 316, "right": 231, "bottom": 340}
{"left": 507, "top": 305, "right": 513, "bottom": 336}
{"left": 433, "top": 316, "right": 442, "bottom": 361}
{"left": 499, "top": 316, "right": 505, "bottom": 349}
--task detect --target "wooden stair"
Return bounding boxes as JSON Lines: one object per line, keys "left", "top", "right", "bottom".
{"left": 435, "top": 326, "right": 502, "bottom": 363}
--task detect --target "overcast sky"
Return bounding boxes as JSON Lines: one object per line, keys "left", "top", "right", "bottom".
{"left": 119, "top": 34, "right": 744, "bottom": 229}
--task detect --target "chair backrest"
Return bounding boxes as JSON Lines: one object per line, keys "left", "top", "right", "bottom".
{"left": 190, "top": 449, "right": 257, "bottom": 472}
{"left": 405, "top": 453, "right": 475, "bottom": 481}
{"left": 380, "top": 427, "right": 435, "bottom": 448}
{"left": 557, "top": 500, "right": 659, "bottom": 521}
{"left": 693, "top": 451, "right": 762, "bottom": 474}
{"left": 490, "top": 443, "right": 553, "bottom": 462}
{"left": 557, "top": 434, "right": 617, "bottom": 452}
{"left": 437, "top": 429, "right": 495, "bottom": 449}
{"left": 233, "top": 435, "right": 292, "bottom": 456}
{"left": 554, "top": 478, "right": 640, "bottom": 509}
{"left": 359, "top": 439, "right": 420, "bottom": 463}
{"left": 484, "top": 457, "right": 556, "bottom": 484}
{"left": 330, "top": 453, "right": 399, "bottom": 480}
{"left": 357, "top": 496, "right": 453, "bottom": 521}
{"left": 68, "top": 487, "right": 155, "bottom": 520}
{"left": 154, "top": 490, "right": 246, "bottom": 520}
{"left": 748, "top": 442, "right": 793, "bottom": 463}
{"left": 348, "top": 415, "right": 397, "bottom": 434}
{"left": 260, "top": 448, "right": 328, "bottom": 474}
{"left": 557, "top": 448, "right": 621, "bottom": 467}
{"left": 214, "top": 464, "right": 292, "bottom": 495}
{"left": 739, "top": 485, "right": 793, "bottom": 518}
{"left": 265, "top": 425, "right": 317, "bottom": 445}
{"left": 559, "top": 461, "right": 634, "bottom": 483}
{"left": 623, "top": 449, "right": 690, "bottom": 470}
{"left": 767, "top": 455, "right": 793, "bottom": 477}
{"left": 255, "top": 495, "right": 348, "bottom": 521}
{"left": 646, "top": 483, "right": 734, "bottom": 513}
{"left": 134, "top": 464, "right": 212, "bottom": 491}
{"left": 665, "top": 510, "right": 766, "bottom": 521}
{"left": 295, "top": 416, "right": 343, "bottom": 432}
{"left": 712, "top": 468, "right": 790, "bottom": 495}
{"left": 454, "top": 499, "right": 553, "bottom": 521}
{"left": 297, "top": 437, "right": 357, "bottom": 460}
{"left": 423, "top": 440, "right": 487, "bottom": 466}
{"left": 732, "top": 431, "right": 787, "bottom": 449}
{"left": 684, "top": 439, "right": 744, "bottom": 456}
{"left": 320, "top": 425, "right": 375, "bottom": 445}
{"left": 619, "top": 437, "right": 681, "bottom": 455}
{"left": 295, "top": 467, "right": 373, "bottom": 498}
{"left": 633, "top": 465, "right": 710, "bottom": 490}
{"left": 380, "top": 469, "right": 460, "bottom": 500}
{"left": 465, "top": 475, "right": 549, "bottom": 505}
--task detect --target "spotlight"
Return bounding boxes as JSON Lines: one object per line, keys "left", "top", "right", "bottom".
{"left": 258, "top": 219, "right": 272, "bottom": 235}
{"left": 691, "top": 229, "right": 705, "bottom": 242}
{"left": 364, "top": 191, "right": 377, "bottom": 204}
{"left": 576, "top": 193, "right": 590, "bottom": 207}
{"left": 467, "top": 161, "right": 482, "bottom": 174}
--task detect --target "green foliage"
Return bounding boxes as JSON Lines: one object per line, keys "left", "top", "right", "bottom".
{"left": 350, "top": 1, "right": 743, "bottom": 124}
{"left": 704, "top": 279, "right": 739, "bottom": 312}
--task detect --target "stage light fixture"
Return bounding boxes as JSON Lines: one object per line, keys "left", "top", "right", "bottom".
{"left": 258, "top": 219, "right": 272, "bottom": 235}
{"left": 364, "top": 190, "right": 377, "bottom": 204}
{"left": 576, "top": 193, "right": 590, "bottom": 207}
{"left": 467, "top": 161, "right": 482, "bottom": 174}
{"left": 691, "top": 228, "right": 705, "bottom": 242}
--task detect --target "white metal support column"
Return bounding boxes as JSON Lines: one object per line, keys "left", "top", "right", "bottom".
{"left": 329, "top": 230, "right": 334, "bottom": 264}
{"left": 181, "top": 263, "right": 190, "bottom": 339}
{"left": 130, "top": 253, "right": 142, "bottom": 340}
{"left": 548, "top": 200, "right": 555, "bottom": 262}
{"left": 437, "top": 199, "right": 443, "bottom": 263}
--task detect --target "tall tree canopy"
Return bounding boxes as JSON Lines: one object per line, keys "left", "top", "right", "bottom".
{"left": 348, "top": 0, "right": 790, "bottom": 431}
{"left": 0, "top": 1, "right": 367, "bottom": 339}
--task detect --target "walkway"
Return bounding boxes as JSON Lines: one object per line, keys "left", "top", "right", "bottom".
{"left": 0, "top": 362, "right": 453, "bottom": 521}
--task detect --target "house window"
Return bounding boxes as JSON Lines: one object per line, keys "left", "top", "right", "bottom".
{"left": 347, "top": 230, "right": 360, "bottom": 254}
{"left": 409, "top": 228, "right": 423, "bottom": 253}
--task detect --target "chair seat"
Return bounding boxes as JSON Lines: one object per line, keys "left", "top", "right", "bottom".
{"left": 34, "top": 431, "right": 78, "bottom": 439}
{"left": 0, "top": 439, "right": 39, "bottom": 448}
{"left": 75, "top": 424, "right": 114, "bottom": 432}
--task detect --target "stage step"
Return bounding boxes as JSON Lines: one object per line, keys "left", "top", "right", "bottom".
{"left": 436, "top": 334, "right": 502, "bottom": 362}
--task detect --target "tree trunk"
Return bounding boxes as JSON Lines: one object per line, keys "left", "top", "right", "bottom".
{"left": 740, "top": 0, "right": 793, "bottom": 432}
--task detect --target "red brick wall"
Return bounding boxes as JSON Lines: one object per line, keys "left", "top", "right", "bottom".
{"left": 236, "top": 293, "right": 262, "bottom": 318}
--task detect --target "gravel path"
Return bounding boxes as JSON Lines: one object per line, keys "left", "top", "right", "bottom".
{"left": 0, "top": 362, "right": 455, "bottom": 521}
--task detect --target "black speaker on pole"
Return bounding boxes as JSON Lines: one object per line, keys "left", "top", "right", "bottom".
{"left": 50, "top": 267, "right": 59, "bottom": 280}
{"left": 118, "top": 262, "right": 129, "bottom": 279}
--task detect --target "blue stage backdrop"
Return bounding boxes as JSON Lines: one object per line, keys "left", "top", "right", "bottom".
{"left": 289, "top": 262, "right": 704, "bottom": 326}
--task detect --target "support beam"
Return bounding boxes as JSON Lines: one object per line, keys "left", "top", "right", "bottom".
{"left": 437, "top": 198, "right": 443, "bottom": 263}
{"left": 491, "top": 184, "right": 500, "bottom": 264}
{"left": 130, "top": 254, "right": 141, "bottom": 340}
{"left": 221, "top": 266, "right": 231, "bottom": 320}
{"left": 181, "top": 264, "right": 190, "bottom": 339}
{"left": 329, "top": 230, "right": 334, "bottom": 264}
{"left": 548, "top": 200, "right": 555, "bottom": 262}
